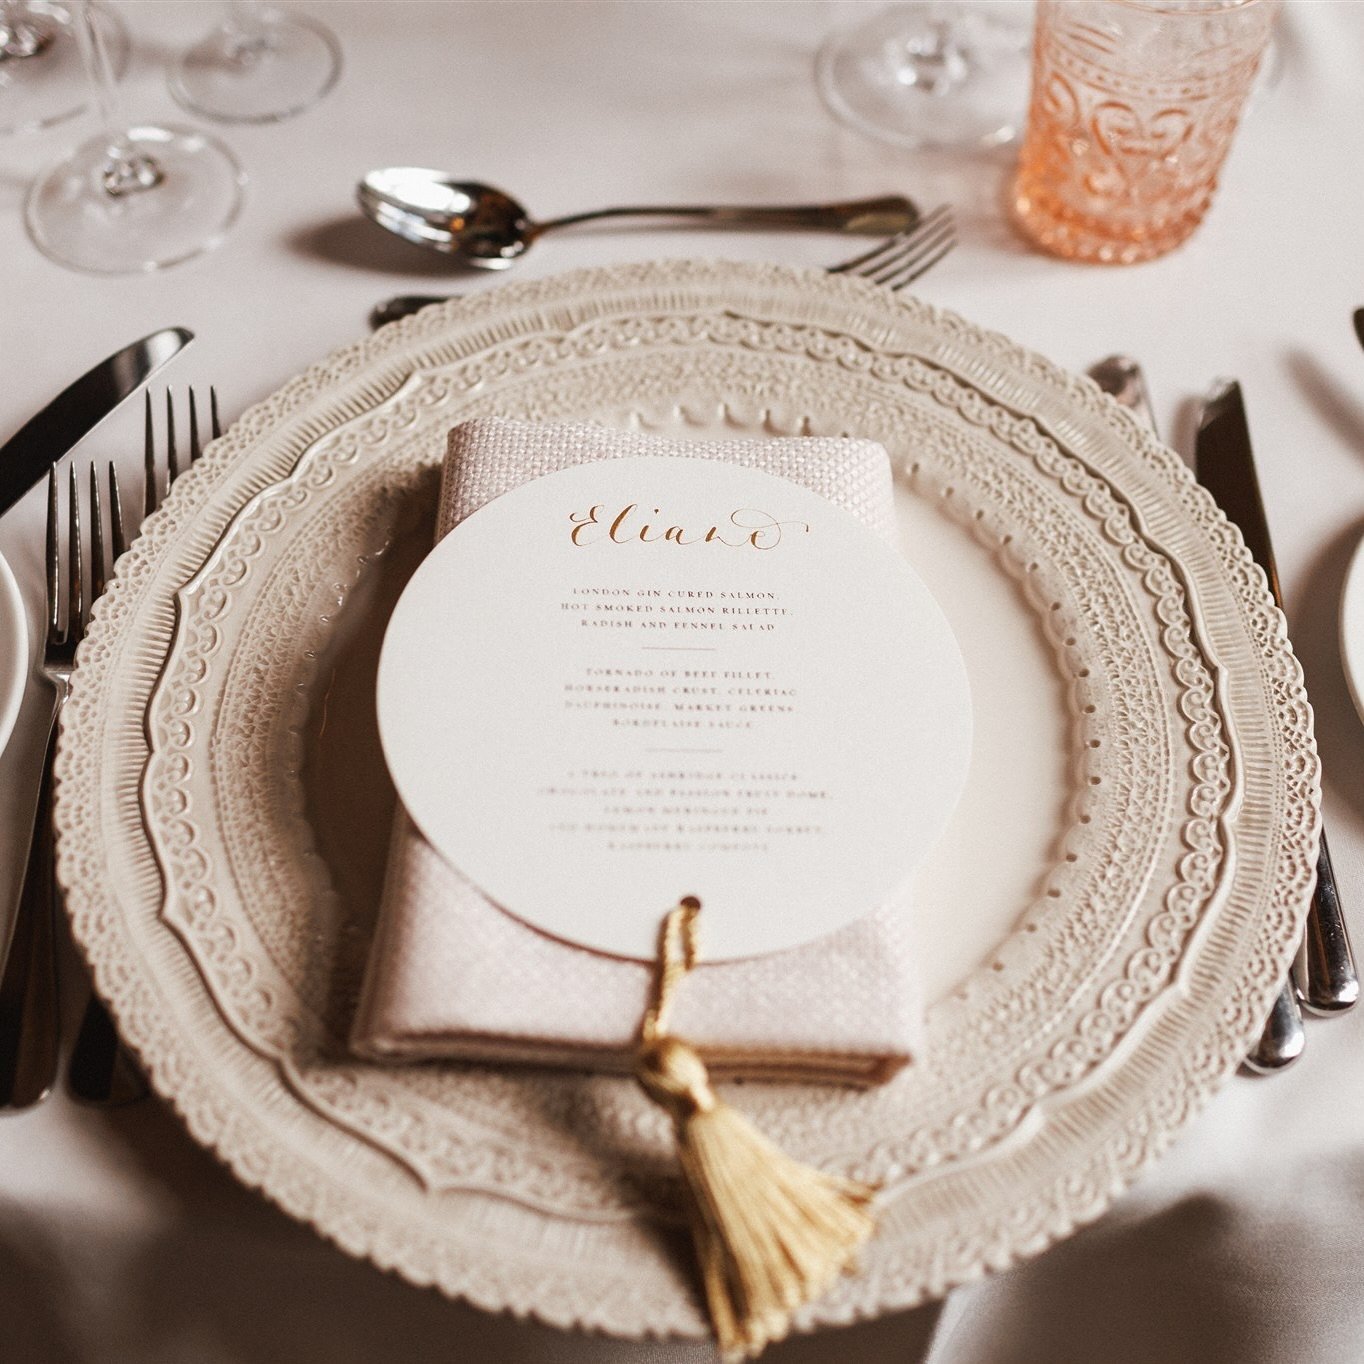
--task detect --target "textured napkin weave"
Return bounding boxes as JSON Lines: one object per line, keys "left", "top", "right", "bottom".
{"left": 351, "top": 418, "right": 921, "bottom": 1084}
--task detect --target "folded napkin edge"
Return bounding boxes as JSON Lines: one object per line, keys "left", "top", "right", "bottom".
{"left": 350, "top": 1029, "right": 910, "bottom": 1087}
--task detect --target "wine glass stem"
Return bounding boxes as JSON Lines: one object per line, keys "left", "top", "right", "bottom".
{"left": 902, "top": 5, "right": 972, "bottom": 98}
{"left": 225, "top": 0, "right": 270, "bottom": 58}
{"left": 73, "top": 1, "right": 162, "bottom": 196}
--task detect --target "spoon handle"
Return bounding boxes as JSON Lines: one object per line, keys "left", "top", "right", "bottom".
{"left": 536, "top": 195, "right": 918, "bottom": 238}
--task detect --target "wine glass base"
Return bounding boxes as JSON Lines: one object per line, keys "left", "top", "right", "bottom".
{"left": 816, "top": 2, "right": 1030, "bottom": 151}
{"left": 25, "top": 125, "right": 246, "bottom": 274}
{"left": 0, "top": 1, "right": 128, "bottom": 136}
{"left": 168, "top": 10, "right": 341, "bottom": 124}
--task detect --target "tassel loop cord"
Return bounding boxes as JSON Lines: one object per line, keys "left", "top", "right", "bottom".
{"left": 641, "top": 894, "right": 701, "bottom": 1045}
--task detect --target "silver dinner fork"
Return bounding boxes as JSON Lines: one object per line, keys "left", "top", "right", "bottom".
{"left": 66, "top": 387, "right": 221, "bottom": 1105}
{"left": 0, "top": 467, "right": 86, "bottom": 1109}
{"left": 367, "top": 205, "right": 959, "bottom": 329}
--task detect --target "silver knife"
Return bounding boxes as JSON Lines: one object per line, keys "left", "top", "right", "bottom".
{"left": 0, "top": 327, "right": 192, "bottom": 519}
{"left": 1196, "top": 380, "right": 1358, "bottom": 1017}
{"left": 1090, "top": 356, "right": 1306, "bottom": 1072}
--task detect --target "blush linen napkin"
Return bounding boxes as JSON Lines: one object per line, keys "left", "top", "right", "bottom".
{"left": 350, "top": 417, "right": 922, "bottom": 1085}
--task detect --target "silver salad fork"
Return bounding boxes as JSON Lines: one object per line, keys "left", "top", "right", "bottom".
{"left": 66, "top": 388, "right": 221, "bottom": 1106}
{"left": 368, "top": 206, "right": 959, "bottom": 330}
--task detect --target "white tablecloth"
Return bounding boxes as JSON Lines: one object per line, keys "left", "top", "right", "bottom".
{"left": 3, "top": 3, "right": 1364, "bottom": 1360}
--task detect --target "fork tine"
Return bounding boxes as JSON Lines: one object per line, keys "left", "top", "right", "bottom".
{"left": 188, "top": 389, "right": 202, "bottom": 466}
{"left": 890, "top": 209, "right": 954, "bottom": 262}
{"left": 143, "top": 391, "right": 158, "bottom": 519}
{"left": 828, "top": 204, "right": 954, "bottom": 278}
{"left": 45, "top": 468, "right": 60, "bottom": 645}
{"left": 888, "top": 204, "right": 951, "bottom": 249}
{"left": 210, "top": 386, "right": 221, "bottom": 441}
{"left": 860, "top": 212, "right": 955, "bottom": 279}
{"left": 827, "top": 228, "right": 918, "bottom": 277}
{"left": 108, "top": 464, "right": 127, "bottom": 559}
{"left": 89, "top": 463, "right": 106, "bottom": 603}
{"left": 882, "top": 234, "right": 957, "bottom": 292}
{"left": 165, "top": 389, "right": 180, "bottom": 484}
{"left": 867, "top": 218, "right": 957, "bottom": 290}
{"left": 856, "top": 209, "right": 955, "bottom": 282}
{"left": 67, "top": 465, "right": 83, "bottom": 640}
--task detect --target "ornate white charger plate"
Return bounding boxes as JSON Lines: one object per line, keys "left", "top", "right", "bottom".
{"left": 54, "top": 261, "right": 1318, "bottom": 1340}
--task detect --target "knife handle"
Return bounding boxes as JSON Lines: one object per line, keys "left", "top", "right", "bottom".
{"left": 1088, "top": 355, "right": 1154, "bottom": 431}
{"left": 0, "top": 713, "right": 61, "bottom": 1110}
{"left": 68, "top": 989, "right": 148, "bottom": 1106}
{"left": 1302, "top": 828, "right": 1359, "bottom": 1012}
{"left": 1243, "top": 979, "right": 1306, "bottom": 1073}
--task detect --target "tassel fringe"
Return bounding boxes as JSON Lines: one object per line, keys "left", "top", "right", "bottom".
{"left": 636, "top": 902, "right": 878, "bottom": 1361}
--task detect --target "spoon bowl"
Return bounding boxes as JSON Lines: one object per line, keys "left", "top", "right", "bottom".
{"left": 358, "top": 169, "right": 533, "bottom": 267}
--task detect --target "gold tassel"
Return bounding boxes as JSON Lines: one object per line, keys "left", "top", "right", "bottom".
{"left": 635, "top": 898, "right": 878, "bottom": 1362}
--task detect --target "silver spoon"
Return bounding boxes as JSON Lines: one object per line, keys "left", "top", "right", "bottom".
{"left": 357, "top": 168, "right": 920, "bottom": 270}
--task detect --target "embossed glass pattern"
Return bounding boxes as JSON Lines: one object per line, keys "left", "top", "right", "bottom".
{"left": 1012, "top": 0, "right": 1278, "bottom": 263}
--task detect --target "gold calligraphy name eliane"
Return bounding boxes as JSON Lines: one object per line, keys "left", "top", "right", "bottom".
{"left": 569, "top": 503, "right": 810, "bottom": 550}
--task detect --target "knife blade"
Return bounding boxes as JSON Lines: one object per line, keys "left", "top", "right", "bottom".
{"left": 1195, "top": 379, "right": 1358, "bottom": 1015}
{"left": 0, "top": 327, "right": 192, "bottom": 520}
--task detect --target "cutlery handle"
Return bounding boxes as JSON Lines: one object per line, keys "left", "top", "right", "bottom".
{"left": 1088, "top": 354, "right": 1154, "bottom": 430}
{"left": 68, "top": 990, "right": 148, "bottom": 1106}
{"left": 536, "top": 195, "right": 919, "bottom": 238}
{"left": 0, "top": 712, "right": 61, "bottom": 1110}
{"left": 1302, "top": 828, "right": 1359, "bottom": 1012}
{"left": 1243, "top": 978, "right": 1306, "bottom": 1073}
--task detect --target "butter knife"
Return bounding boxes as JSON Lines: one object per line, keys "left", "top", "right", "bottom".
{"left": 0, "top": 327, "right": 192, "bottom": 519}
{"left": 1089, "top": 357, "right": 1304, "bottom": 1072}
{"left": 1196, "top": 380, "right": 1358, "bottom": 1018}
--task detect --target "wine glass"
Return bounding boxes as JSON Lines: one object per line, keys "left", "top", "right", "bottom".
{"left": 168, "top": 1, "right": 340, "bottom": 124}
{"left": 816, "top": 2, "right": 1032, "bottom": 151}
{"left": 0, "top": 0, "right": 127, "bottom": 135}
{"left": 25, "top": 0, "right": 245, "bottom": 274}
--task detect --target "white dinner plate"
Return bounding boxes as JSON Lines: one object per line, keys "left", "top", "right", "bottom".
{"left": 1340, "top": 530, "right": 1364, "bottom": 726}
{"left": 53, "top": 261, "right": 1318, "bottom": 1340}
{"left": 0, "top": 550, "right": 27, "bottom": 759}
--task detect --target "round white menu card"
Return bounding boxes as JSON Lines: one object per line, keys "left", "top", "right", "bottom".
{"left": 378, "top": 455, "right": 971, "bottom": 961}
